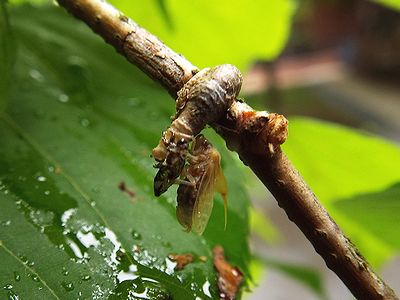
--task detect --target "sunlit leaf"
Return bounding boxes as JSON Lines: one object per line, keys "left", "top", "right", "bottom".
{"left": 8, "top": 0, "right": 49, "bottom": 4}
{"left": 0, "top": 5, "right": 251, "bottom": 299}
{"left": 372, "top": 0, "right": 400, "bottom": 11}
{"left": 154, "top": 0, "right": 174, "bottom": 30}
{"left": 109, "top": 0, "right": 296, "bottom": 70}
{"left": 283, "top": 117, "right": 400, "bottom": 266}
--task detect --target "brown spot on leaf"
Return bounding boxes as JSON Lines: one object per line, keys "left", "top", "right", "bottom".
{"left": 54, "top": 166, "right": 62, "bottom": 174}
{"left": 118, "top": 181, "right": 136, "bottom": 198}
{"left": 168, "top": 253, "right": 194, "bottom": 271}
{"left": 213, "top": 245, "right": 243, "bottom": 300}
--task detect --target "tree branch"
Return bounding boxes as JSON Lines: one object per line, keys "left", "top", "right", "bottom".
{"left": 56, "top": 0, "right": 398, "bottom": 299}
{"left": 56, "top": 0, "right": 198, "bottom": 97}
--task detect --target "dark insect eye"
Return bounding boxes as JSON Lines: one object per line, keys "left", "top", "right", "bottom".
{"left": 177, "top": 139, "right": 185, "bottom": 146}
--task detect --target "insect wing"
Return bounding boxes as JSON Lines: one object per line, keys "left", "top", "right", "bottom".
{"left": 191, "top": 161, "right": 217, "bottom": 235}
{"left": 213, "top": 157, "right": 228, "bottom": 230}
{"left": 176, "top": 183, "right": 196, "bottom": 232}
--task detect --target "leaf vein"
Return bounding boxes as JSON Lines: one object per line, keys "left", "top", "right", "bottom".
{"left": 1, "top": 113, "right": 196, "bottom": 297}
{"left": 0, "top": 241, "right": 61, "bottom": 300}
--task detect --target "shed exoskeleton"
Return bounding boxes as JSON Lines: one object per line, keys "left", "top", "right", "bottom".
{"left": 152, "top": 64, "right": 242, "bottom": 197}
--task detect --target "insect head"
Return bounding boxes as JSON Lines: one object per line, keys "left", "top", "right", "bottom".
{"left": 153, "top": 132, "right": 189, "bottom": 196}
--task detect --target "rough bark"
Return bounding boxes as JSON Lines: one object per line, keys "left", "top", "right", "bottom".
{"left": 56, "top": 0, "right": 398, "bottom": 299}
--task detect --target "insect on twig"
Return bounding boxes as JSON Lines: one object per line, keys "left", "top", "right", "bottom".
{"left": 176, "top": 134, "right": 228, "bottom": 235}
{"left": 151, "top": 65, "right": 241, "bottom": 233}
{"left": 151, "top": 64, "right": 288, "bottom": 234}
{"left": 152, "top": 64, "right": 242, "bottom": 197}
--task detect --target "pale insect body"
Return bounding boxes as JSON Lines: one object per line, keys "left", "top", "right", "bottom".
{"left": 152, "top": 64, "right": 242, "bottom": 197}
{"left": 176, "top": 135, "right": 228, "bottom": 235}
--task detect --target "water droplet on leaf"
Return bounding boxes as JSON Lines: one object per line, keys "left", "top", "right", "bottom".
{"left": 81, "top": 275, "right": 91, "bottom": 281}
{"left": 29, "top": 69, "right": 44, "bottom": 82}
{"left": 80, "top": 118, "right": 90, "bottom": 128}
{"left": 131, "top": 230, "right": 142, "bottom": 240}
{"left": 62, "top": 268, "right": 69, "bottom": 276}
{"left": 62, "top": 281, "right": 74, "bottom": 292}
{"left": 36, "top": 176, "right": 46, "bottom": 182}
{"left": 58, "top": 94, "right": 69, "bottom": 103}
{"left": 1, "top": 220, "right": 11, "bottom": 226}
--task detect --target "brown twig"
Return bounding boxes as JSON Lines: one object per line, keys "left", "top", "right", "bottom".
{"left": 56, "top": 0, "right": 398, "bottom": 299}
{"left": 56, "top": 0, "right": 198, "bottom": 97}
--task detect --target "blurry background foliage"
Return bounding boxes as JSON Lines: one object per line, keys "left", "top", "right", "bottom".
{"left": 374, "top": 0, "right": 400, "bottom": 10}
{"left": 1, "top": 0, "right": 400, "bottom": 299}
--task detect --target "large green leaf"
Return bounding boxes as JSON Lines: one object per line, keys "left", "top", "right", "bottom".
{"left": 0, "top": 4, "right": 251, "bottom": 299}
{"left": 283, "top": 118, "right": 400, "bottom": 266}
{"left": 109, "top": 0, "right": 296, "bottom": 70}
{"left": 0, "top": 0, "right": 16, "bottom": 111}
{"left": 334, "top": 183, "right": 400, "bottom": 249}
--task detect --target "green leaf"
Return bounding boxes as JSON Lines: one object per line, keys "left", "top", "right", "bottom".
{"left": 334, "top": 182, "right": 400, "bottom": 249}
{"left": 283, "top": 117, "right": 400, "bottom": 266}
{"left": 154, "top": 0, "right": 174, "bottom": 30}
{"left": 372, "top": 0, "right": 400, "bottom": 11}
{"left": 0, "top": 0, "right": 16, "bottom": 111}
{"left": 0, "top": 4, "right": 251, "bottom": 299}
{"left": 259, "top": 257, "right": 325, "bottom": 298}
{"left": 8, "top": 0, "right": 50, "bottom": 5}
{"left": 109, "top": 0, "right": 296, "bottom": 70}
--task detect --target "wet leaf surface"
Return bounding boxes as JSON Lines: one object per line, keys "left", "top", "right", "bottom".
{"left": 0, "top": 4, "right": 251, "bottom": 299}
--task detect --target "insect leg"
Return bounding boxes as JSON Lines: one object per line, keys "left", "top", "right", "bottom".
{"left": 174, "top": 179, "right": 195, "bottom": 186}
